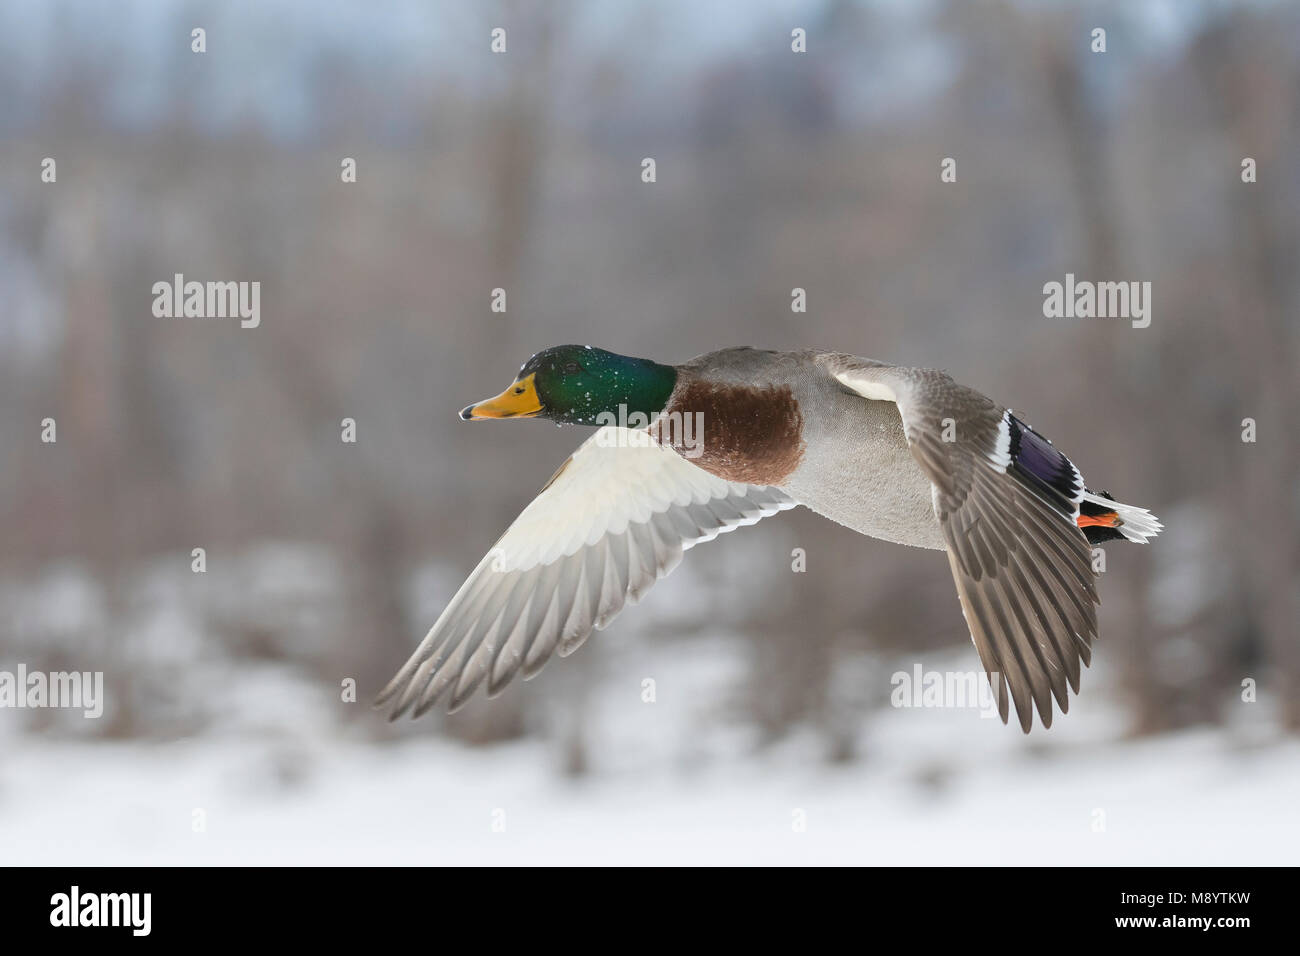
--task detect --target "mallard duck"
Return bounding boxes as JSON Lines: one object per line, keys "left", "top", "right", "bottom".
{"left": 377, "top": 345, "right": 1161, "bottom": 731}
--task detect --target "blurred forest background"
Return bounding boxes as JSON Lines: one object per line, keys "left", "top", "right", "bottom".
{"left": 0, "top": 0, "right": 1296, "bottom": 790}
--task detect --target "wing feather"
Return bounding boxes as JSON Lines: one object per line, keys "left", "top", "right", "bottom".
{"left": 821, "top": 353, "right": 1099, "bottom": 732}
{"left": 377, "top": 426, "right": 798, "bottom": 717}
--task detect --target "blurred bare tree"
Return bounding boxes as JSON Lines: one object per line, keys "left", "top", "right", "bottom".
{"left": 1, "top": 0, "right": 1295, "bottom": 763}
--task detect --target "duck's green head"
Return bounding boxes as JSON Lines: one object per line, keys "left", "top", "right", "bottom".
{"left": 459, "top": 345, "right": 678, "bottom": 426}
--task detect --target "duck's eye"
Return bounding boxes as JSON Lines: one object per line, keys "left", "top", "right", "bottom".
{"left": 563, "top": 362, "right": 581, "bottom": 374}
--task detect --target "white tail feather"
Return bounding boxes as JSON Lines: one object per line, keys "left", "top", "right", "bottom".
{"left": 1081, "top": 491, "right": 1163, "bottom": 543}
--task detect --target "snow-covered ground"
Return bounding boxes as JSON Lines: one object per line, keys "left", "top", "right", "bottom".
{"left": 1, "top": 639, "right": 1295, "bottom": 866}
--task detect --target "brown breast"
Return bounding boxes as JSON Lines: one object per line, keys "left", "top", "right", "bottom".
{"left": 653, "top": 379, "right": 805, "bottom": 486}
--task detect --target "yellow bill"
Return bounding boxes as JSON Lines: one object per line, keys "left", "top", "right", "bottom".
{"left": 459, "top": 372, "right": 543, "bottom": 420}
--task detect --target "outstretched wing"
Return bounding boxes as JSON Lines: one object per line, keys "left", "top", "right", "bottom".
{"left": 376, "top": 426, "right": 798, "bottom": 717}
{"left": 821, "top": 354, "right": 1098, "bottom": 732}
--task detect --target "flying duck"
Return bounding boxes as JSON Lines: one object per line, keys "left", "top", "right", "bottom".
{"left": 376, "top": 346, "right": 1162, "bottom": 731}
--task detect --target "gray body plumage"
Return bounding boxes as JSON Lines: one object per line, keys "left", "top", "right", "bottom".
{"left": 677, "top": 348, "right": 944, "bottom": 549}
